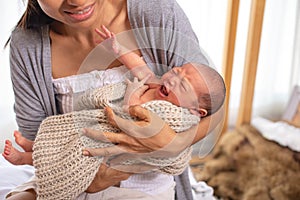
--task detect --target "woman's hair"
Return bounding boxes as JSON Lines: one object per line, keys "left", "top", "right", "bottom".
{"left": 4, "top": 0, "right": 53, "bottom": 47}
{"left": 17, "top": 0, "right": 53, "bottom": 29}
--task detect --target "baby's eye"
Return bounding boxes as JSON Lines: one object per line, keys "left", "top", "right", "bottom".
{"left": 181, "top": 79, "right": 189, "bottom": 91}
{"left": 172, "top": 69, "right": 178, "bottom": 75}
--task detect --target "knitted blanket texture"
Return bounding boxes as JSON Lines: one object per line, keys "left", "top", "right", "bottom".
{"left": 32, "top": 82, "right": 200, "bottom": 200}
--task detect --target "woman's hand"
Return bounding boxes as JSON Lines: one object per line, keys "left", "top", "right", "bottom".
{"left": 82, "top": 105, "right": 198, "bottom": 158}
{"left": 82, "top": 104, "right": 225, "bottom": 160}
{"left": 85, "top": 163, "right": 131, "bottom": 193}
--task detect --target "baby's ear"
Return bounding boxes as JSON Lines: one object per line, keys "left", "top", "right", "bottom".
{"left": 189, "top": 108, "right": 208, "bottom": 117}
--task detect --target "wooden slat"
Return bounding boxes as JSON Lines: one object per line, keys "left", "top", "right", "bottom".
{"left": 221, "top": 0, "right": 240, "bottom": 133}
{"left": 236, "top": 0, "right": 266, "bottom": 126}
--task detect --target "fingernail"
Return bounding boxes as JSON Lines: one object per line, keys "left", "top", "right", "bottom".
{"left": 82, "top": 150, "right": 89, "bottom": 156}
{"left": 81, "top": 128, "right": 87, "bottom": 135}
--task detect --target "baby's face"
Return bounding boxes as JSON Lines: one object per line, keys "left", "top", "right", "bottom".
{"left": 154, "top": 64, "right": 207, "bottom": 111}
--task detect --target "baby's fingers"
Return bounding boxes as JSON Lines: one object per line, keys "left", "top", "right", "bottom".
{"left": 101, "top": 25, "right": 113, "bottom": 38}
{"left": 95, "top": 28, "right": 109, "bottom": 40}
{"left": 140, "top": 74, "right": 152, "bottom": 85}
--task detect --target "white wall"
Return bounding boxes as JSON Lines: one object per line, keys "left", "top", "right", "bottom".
{"left": 0, "top": 1, "right": 25, "bottom": 151}
{"left": 178, "top": 0, "right": 299, "bottom": 127}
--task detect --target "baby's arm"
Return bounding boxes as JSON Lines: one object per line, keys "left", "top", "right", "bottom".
{"left": 95, "top": 25, "right": 155, "bottom": 80}
{"left": 123, "top": 76, "right": 151, "bottom": 107}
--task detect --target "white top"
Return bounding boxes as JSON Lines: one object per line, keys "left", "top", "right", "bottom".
{"left": 52, "top": 66, "right": 129, "bottom": 113}
{"left": 52, "top": 66, "right": 174, "bottom": 195}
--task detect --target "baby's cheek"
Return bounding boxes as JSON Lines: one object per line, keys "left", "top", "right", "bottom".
{"left": 168, "top": 94, "right": 181, "bottom": 107}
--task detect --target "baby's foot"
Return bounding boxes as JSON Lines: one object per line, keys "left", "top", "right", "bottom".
{"left": 2, "top": 140, "right": 33, "bottom": 165}
{"left": 14, "top": 131, "right": 33, "bottom": 152}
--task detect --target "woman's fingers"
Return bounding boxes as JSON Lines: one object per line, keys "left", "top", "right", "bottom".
{"left": 82, "top": 128, "right": 136, "bottom": 156}
{"left": 82, "top": 128, "right": 111, "bottom": 142}
{"left": 82, "top": 128, "right": 131, "bottom": 144}
{"left": 83, "top": 146, "right": 125, "bottom": 157}
{"left": 107, "top": 105, "right": 165, "bottom": 138}
{"left": 127, "top": 105, "right": 150, "bottom": 121}
{"left": 110, "top": 163, "right": 156, "bottom": 173}
{"left": 83, "top": 106, "right": 187, "bottom": 157}
{"left": 105, "top": 107, "right": 118, "bottom": 127}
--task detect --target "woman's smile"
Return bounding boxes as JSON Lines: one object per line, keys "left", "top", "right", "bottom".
{"left": 64, "top": 3, "right": 95, "bottom": 22}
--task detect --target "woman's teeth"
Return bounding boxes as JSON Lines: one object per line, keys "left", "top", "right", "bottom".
{"left": 72, "top": 7, "right": 91, "bottom": 14}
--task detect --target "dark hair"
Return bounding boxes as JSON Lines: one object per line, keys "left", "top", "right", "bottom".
{"left": 197, "top": 65, "right": 226, "bottom": 117}
{"left": 5, "top": 0, "right": 53, "bottom": 47}
{"left": 17, "top": 0, "right": 53, "bottom": 29}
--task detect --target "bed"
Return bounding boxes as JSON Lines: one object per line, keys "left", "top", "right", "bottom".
{"left": 190, "top": 0, "right": 300, "bottom": 199}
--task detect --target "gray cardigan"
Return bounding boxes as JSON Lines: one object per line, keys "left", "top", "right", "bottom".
{"left": 9, "top": 0, "right": 209, "bottom": 199}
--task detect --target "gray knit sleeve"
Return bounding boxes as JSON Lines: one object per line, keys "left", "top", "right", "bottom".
{"left": 128, "top": 0, "right": 211, "bottom": 76}
{"left": 9, "top": 27, "right": 56, "bottom": 140}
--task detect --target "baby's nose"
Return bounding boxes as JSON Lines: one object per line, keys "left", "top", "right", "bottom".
{"left": 166, "top": 76, "right": 179, "bottom": 87}
{"left": 169, "top": 79, "right": 175, "bottom": 86}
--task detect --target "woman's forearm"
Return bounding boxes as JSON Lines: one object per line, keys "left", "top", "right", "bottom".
{"left": 165, "top": 106, "right": 225, "bottom": 155}
{"left": 85, "top": 163, "right": 131, "bottom": 193}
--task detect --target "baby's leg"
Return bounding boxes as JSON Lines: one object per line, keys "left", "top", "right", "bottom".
{"left": 6, "top": 189, "right": 36, "bottom": 200}
{"left": 14, "top": 131, "right": 33, "bottom": 152}
{"left": 2, "top": 140, "right": 33, "bottom": 165}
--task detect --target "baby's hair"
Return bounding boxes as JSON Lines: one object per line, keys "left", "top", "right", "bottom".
{"left": 194, "top": 64, "right": 226, "bottom": 117}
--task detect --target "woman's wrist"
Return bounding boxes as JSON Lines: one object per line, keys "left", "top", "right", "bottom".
{"left": 85, "top": 163, "right": 131, "bottom": 193}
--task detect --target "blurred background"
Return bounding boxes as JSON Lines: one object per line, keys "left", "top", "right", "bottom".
{"left": 1, "top": 0, "right": 300, "bottom": 151}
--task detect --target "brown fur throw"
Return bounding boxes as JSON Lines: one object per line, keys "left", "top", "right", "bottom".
{"left": 196, "top": 125, "right": 300, "bottom": 200}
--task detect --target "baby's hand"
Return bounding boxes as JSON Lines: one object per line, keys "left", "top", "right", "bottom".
{"left": 123, "top": 75, "right": 151, "bottom": 109}
{"left": 95, "top": 25, "right": 121, "bottom": 55}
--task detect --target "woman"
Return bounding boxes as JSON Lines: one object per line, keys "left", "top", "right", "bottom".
{"left": 4, "top": 0, "right": 224, "bottom": 199}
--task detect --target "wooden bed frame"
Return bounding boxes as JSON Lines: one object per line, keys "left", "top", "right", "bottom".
{"left": 221, "top": 0, "right": 266, "bottom": 132}
{"left": 190, "top": 2, "right": 300, "bottom": 199}
{"left": 190, "top": 0, "right": 266, "bottom": 167}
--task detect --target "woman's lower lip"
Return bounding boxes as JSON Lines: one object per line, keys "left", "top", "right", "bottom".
{"left": 66, "top": 5, "right": 95, "bottom": 22}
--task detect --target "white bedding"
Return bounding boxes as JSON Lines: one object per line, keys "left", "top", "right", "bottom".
{"left": 0, "top": 156, "right": 35, "bottom": 200}
{"left": 251, "top": 117, "right": 300, "bottom": 152}
{"left": 0, "top": 156, "right": 217, "bottom": 200}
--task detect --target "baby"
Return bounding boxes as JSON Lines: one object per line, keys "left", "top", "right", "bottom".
{"left": 3, "top": 25, "right": 225, "bottom": 166}
{"left": 3, "top": 26, "right": 225, "bottom": 199}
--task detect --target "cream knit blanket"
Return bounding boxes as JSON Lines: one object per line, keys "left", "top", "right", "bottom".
{"left": 32, "top": 82, "right": 200, "bottom": 200}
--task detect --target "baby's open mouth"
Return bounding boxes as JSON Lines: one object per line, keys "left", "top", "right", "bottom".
{"left": 160, "top": 85, "right": 169, "bottom": 97}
